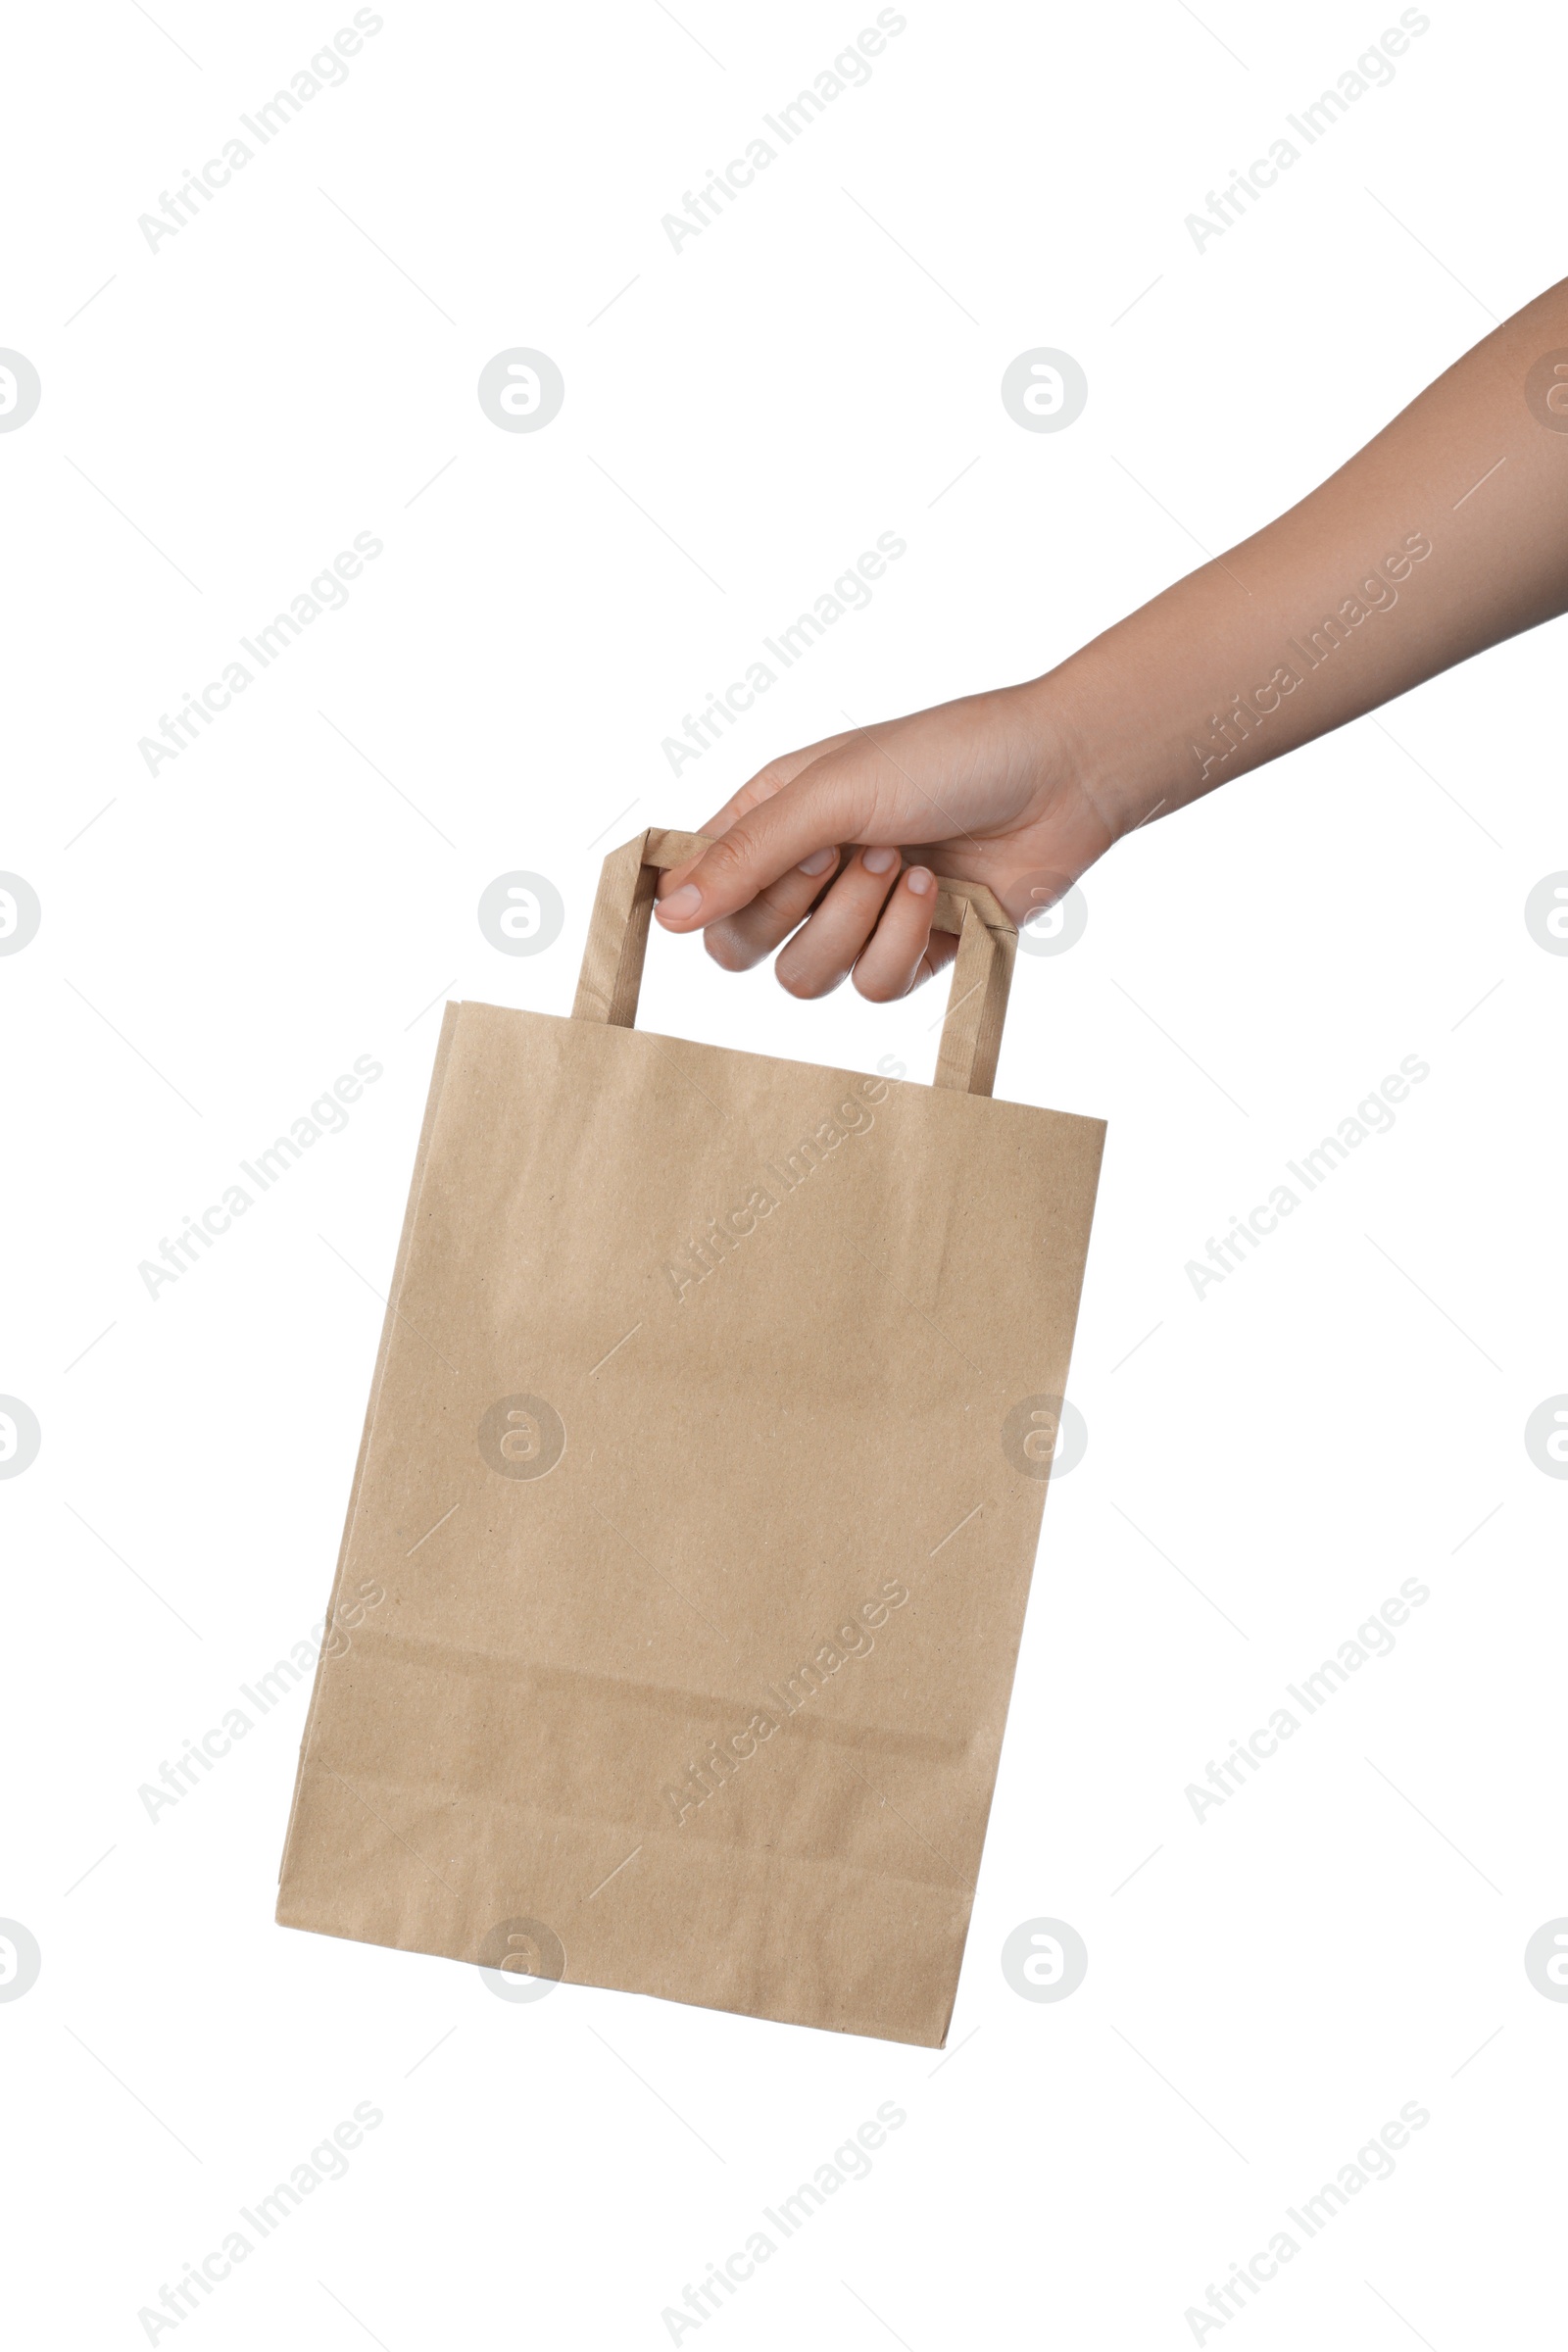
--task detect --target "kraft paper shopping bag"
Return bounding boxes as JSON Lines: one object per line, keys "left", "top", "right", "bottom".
{"left": 277, "top": 828, "right": 1103, "bottom": 2044}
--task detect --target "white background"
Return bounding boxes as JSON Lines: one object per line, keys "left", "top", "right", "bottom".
{"left": 4, "top": 0, "right": 1566, "bottom": 2343}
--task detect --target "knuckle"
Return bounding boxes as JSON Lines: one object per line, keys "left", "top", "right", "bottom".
{"left": 750, "top": 755, "right": 796, "bottom": 796}
{"left": 697, "top": 833, "right": 753, "bottom": 894}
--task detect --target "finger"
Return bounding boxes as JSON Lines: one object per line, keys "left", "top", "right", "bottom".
{"left": 703, "top": 846, "right": 842, "bottom": 973}
{"left": 693, "top": 731, "right": 860, "bottom": 843}
{"left": 656, "top": 731, "right": 860, "bottom": 904}
{"left": 654, "top": 744, "right": 897, "bottom": 933}
{"left": 851, "top": 865, "right": 944, "bottom": 1001}
{"left": 773, "top": 847, "right": 904, "bottom": 999}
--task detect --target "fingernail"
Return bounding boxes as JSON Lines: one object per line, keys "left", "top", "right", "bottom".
{"left": 906, "top": 866, "right": 935, "bottom": 896}
{"left": 862, "top": 846, "right": 898, "bottom": 875}
{"left": 798, "top": 848, "right": 836, "bottom": 876}
{"left": 657, "top": 883, "right": 702, "bottom": 921}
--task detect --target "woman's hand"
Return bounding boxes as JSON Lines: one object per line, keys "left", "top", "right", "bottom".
{"left": 656, "top": 277, "right": 1568, "bottom": 1002}
{"left": 653, "top": 680, "right": 1116, "bottom": 998}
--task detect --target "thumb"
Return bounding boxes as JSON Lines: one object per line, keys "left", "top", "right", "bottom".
{"left": 654, "top": 743, "right": 900, "bottom": 931}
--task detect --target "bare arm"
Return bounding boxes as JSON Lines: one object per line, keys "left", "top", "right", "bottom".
{"left": 654, "top": 279, "right": 1568, "bottom": 999}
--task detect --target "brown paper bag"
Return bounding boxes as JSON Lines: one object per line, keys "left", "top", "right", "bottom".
{"left": 277, "top": 828, "right": 1103, "bottom": 2045}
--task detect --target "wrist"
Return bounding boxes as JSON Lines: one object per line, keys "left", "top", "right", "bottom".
{"left": 1014, "top": 655, "right": 1178, "bottom": 849}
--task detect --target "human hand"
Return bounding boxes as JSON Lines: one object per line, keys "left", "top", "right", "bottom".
{"left": 652, "top": 682, "right": 1116, "bottom": 998}
{"left": 656, "top": 277, "right": 1568, "bottom": 1003}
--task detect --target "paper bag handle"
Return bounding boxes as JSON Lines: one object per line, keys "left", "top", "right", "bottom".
{"left": 571, "top": 828, "right": 1017, "bottom": 1099}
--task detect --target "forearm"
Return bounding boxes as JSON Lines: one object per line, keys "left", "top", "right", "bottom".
{"left": 1044, "top": 278, "right": 1568, "bottom": 835}
{"left": 654, "top": 276, "right": 1568, "bottom": 992}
